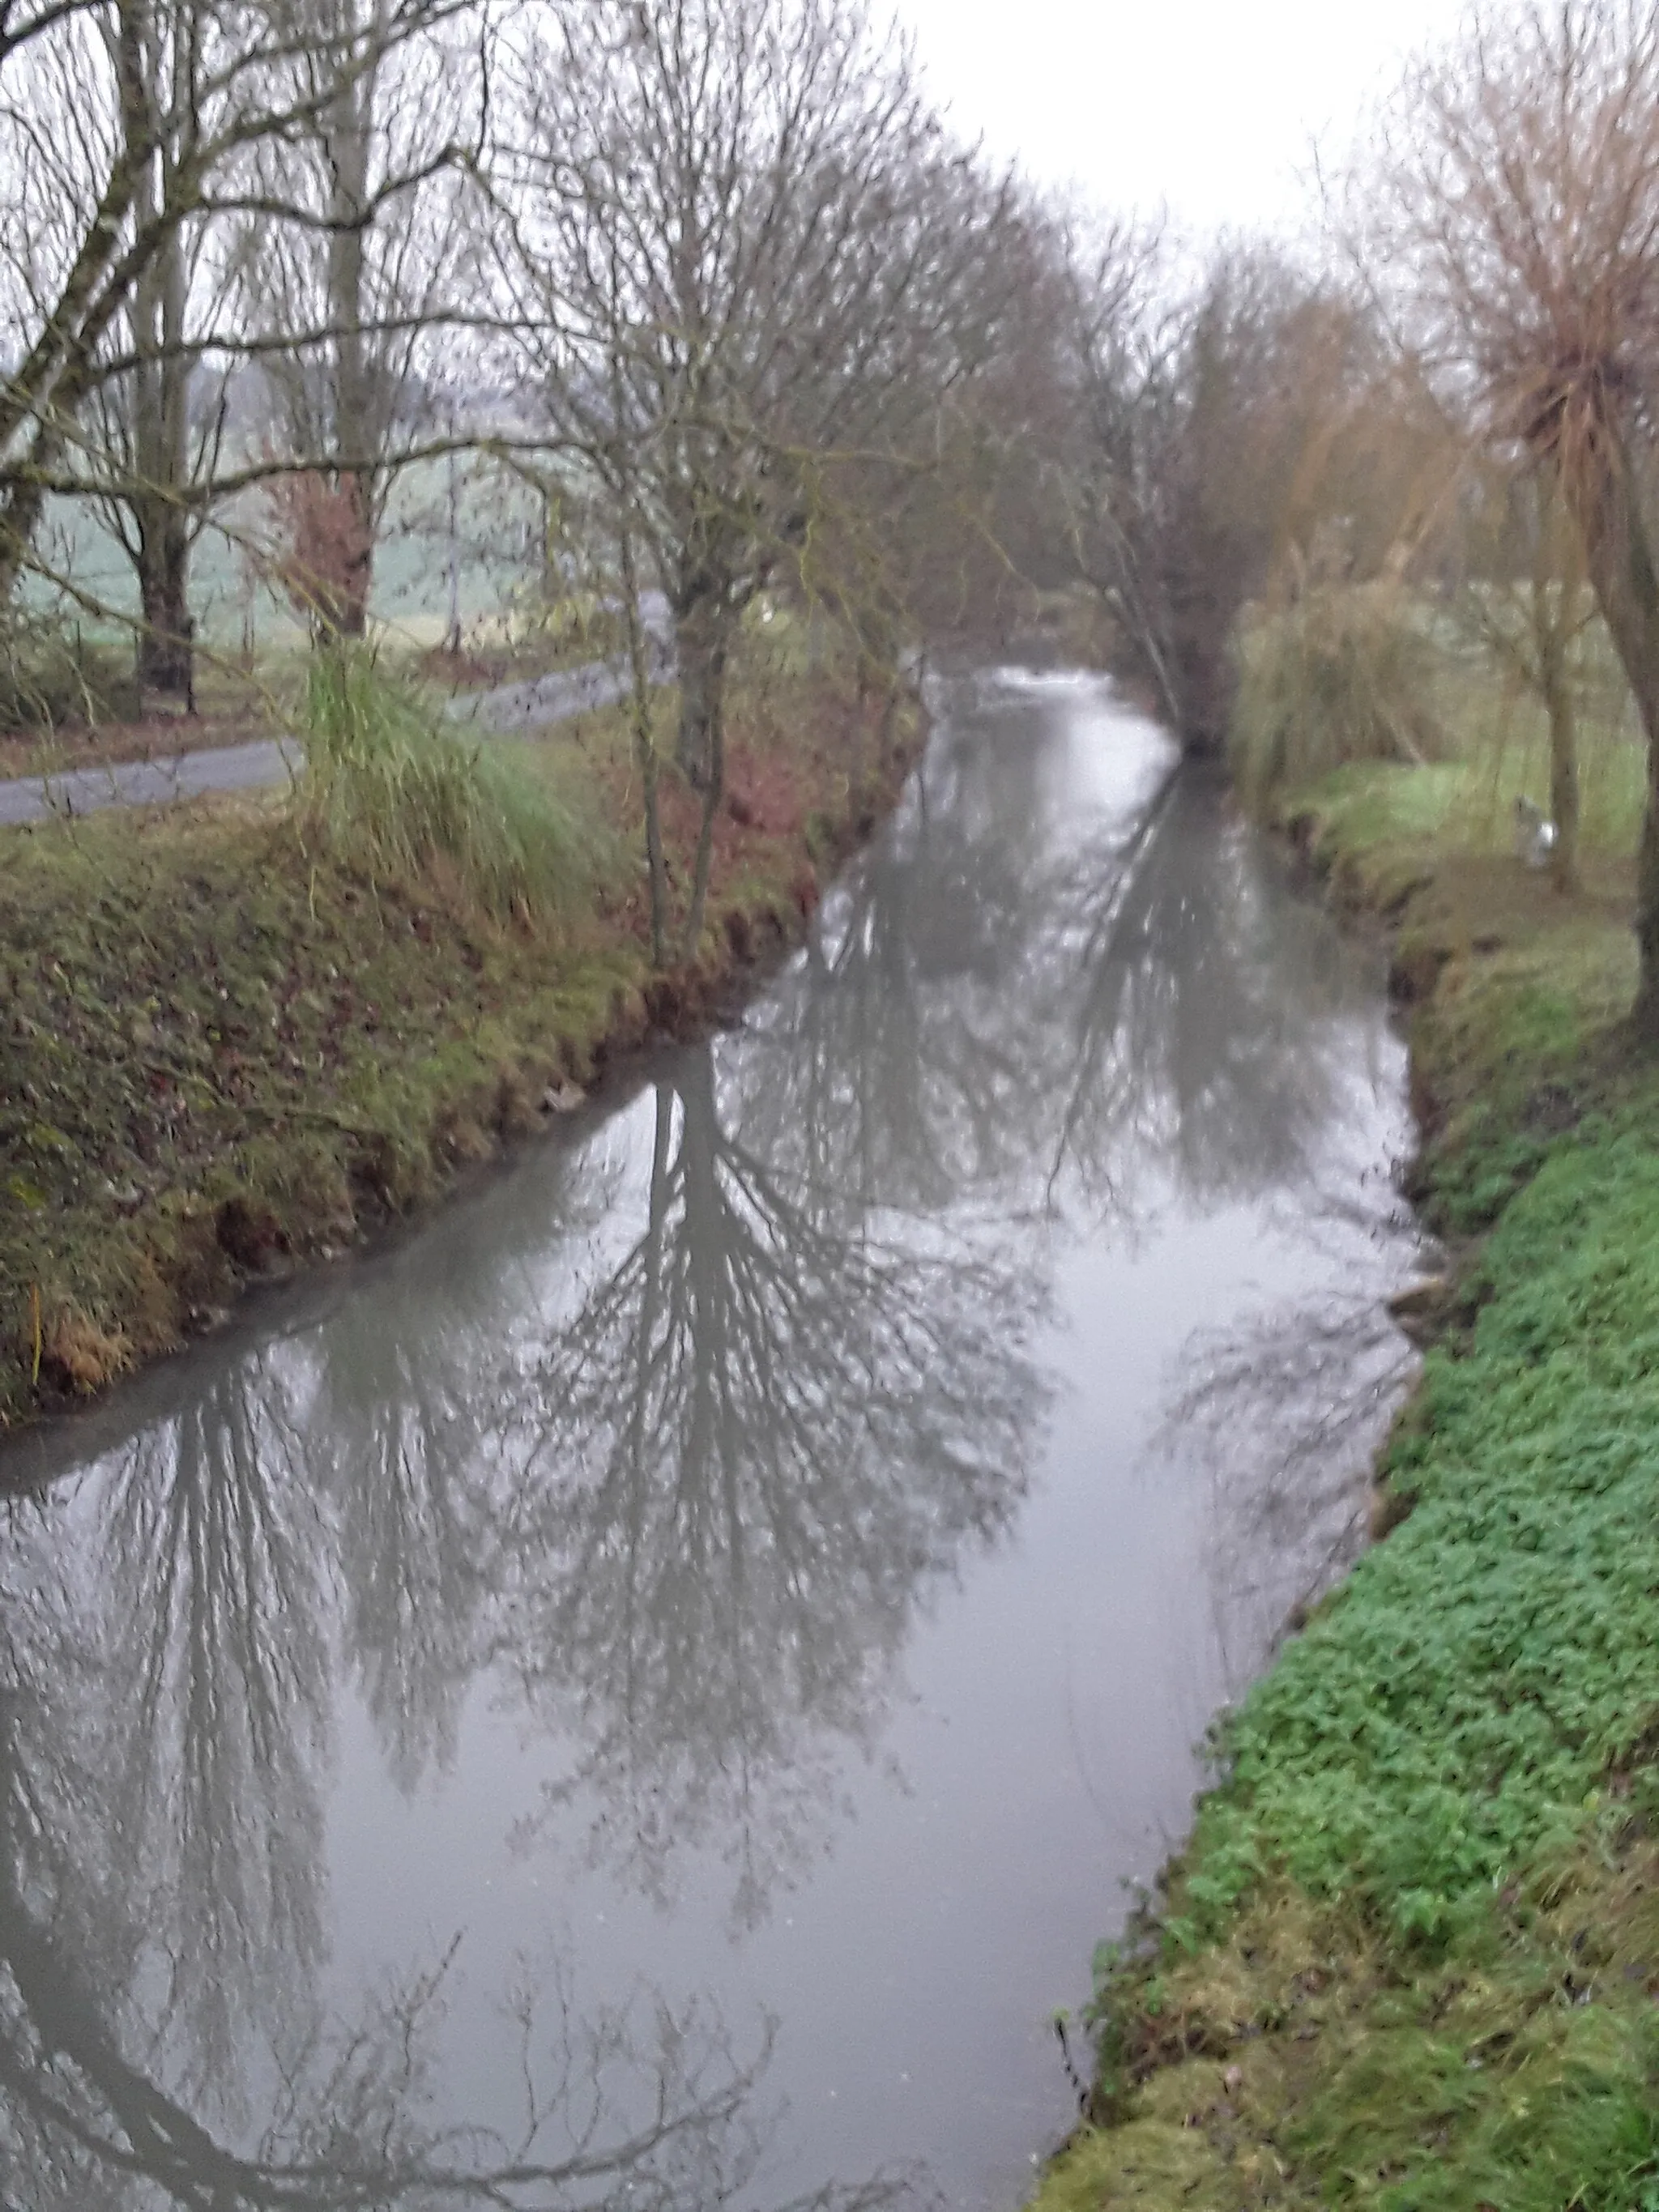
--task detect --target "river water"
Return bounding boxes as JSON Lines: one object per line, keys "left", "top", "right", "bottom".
{"left": 0, "top": 670, "right": 1421, "bottom": 2212}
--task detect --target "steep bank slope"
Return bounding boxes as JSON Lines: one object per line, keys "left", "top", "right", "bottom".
{"left": 1030, "top": 763, "right": 1659, "bottom": 2211}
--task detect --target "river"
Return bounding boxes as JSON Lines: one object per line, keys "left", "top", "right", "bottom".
{"left": 0, "top": 668, "right": 1421, "bottom": 2211}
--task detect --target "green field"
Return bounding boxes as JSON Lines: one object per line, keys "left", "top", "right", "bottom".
{"left": 28, "top": 453, "right": 549, "bottom": 658}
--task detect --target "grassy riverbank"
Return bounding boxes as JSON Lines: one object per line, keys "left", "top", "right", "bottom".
{"left": 1, "top": 654, "right": 913, "bottom": 1433}
{"left": 1030, "top": 757, "right": 1659, "bottom": 2210}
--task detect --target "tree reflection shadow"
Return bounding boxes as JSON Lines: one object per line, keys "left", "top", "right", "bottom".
{"left": 1155, "top": 1222, "right": 1421, "bottom": 1689}
{"left": 1040, "top": 774, "right": 1386, "bottom": 1222}
{"left": 0, "top": 1511, "right": 918, "bottom": 2210}
{"left": 301, "top": 1144, "right": 621, "bottom": 1795}
{"left": 503, "top": 1051, "right": 1047, "bottom": 1925}
{"left": 733, "top": 721, "right": 1385, "bottom": 1249}
{"left": 731, "top": 719, "right": 1077, "bottom": 1218}
{"left": 96, "top": 1360, "right": 328, "bottom": 2109}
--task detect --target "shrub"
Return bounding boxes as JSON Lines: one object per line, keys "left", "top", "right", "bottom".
{"left": 1230, "top": 582, "right": 1444, "bottom": 812}
{"left": 299, "top": 647, "right": 600, "bottom": 922}
{"left": 0, "top": 611, "right": 137, "bottom": 730}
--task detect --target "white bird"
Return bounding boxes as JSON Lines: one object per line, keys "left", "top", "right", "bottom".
{"left": 1515, "top": 795, "right": 1559, "bottom": 869}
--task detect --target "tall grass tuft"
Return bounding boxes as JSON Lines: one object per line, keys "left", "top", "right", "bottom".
{"left": 1230, "top": 582, "right": 1444, "bottom": 812}
{"left": 300, "top": 648, "right": 596, "bottom": 923}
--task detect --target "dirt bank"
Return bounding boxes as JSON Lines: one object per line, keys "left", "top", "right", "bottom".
{"left": 2, "top": 668, "right": 919, "bottom": 1437}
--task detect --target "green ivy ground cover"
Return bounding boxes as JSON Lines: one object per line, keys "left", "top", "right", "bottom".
{"left": 1028, "top": 770, "right": 1659, "bottom": 2211}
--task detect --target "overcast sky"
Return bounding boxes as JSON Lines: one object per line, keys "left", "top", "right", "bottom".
{"left": 892, "top": 0, "right": 1471, "bottom": 237}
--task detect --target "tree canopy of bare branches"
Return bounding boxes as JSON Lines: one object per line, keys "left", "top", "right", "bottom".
{"left": 0, "top": 0, "right": 476, "bottom": 687}
{"left": 1056, "top": 228, "right": 1431, "bottom": 755}
{"left": 494, "top": 0, "right": 1034, "bottom": 797}
{"left": 1381, "top": 0, "right": 1659, "bottom": 1025}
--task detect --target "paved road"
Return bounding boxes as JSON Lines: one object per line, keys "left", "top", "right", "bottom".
{"left": 0, "top": 738, "right": 306, "bottom": 828}
{"left": 452, "top": 620, "right": 675, "bottom": 735}
{"left": 0, "top": 596, "right": 675, "bottom": 829}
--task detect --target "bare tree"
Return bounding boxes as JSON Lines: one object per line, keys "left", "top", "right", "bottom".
{"left": 232, "top": 0, "right": 481, "bottom": 641}
{"left": 1446, "top": 462, "right": 1597, "bottom": 889}
{"left": 1383, "top": 0, "right": 1659, "bottom": 1025}
{"left": 0, "top": 0, "right": 474, "bottom": 640}
{"left": 1058, "top": 230, "right": 1426, "bottom": 755}
{"left": 1051, "top": 217, "right": 1183, "bottom": 714}
{"left": 80, "top": 0, "right": 237, "bottom": 699}
{"left": 495, "top": 0, "right": 1033, "bottom": 951}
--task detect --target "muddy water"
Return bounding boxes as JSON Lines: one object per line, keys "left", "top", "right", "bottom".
{"left": 0, "top": 671, "right": 1421, "bottom": 2212}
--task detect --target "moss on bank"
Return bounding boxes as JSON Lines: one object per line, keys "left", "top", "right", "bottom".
{"left": 1030, "top": 762, "right": 1659, "bottom": 2211}
{"left": 1, "top": 667, "right": 913, "bottom": 1432}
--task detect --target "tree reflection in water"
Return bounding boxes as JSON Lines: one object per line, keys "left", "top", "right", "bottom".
{"left": 1155, "top": 1172, "right": 1422, "bottom": 1683}
{"left": 0, "top": 674, "right": 1417, "bottom": 2208}
{"left": 0, "top": 1522, "right": 915, "bottom": 2210}
{"left": 1040, "top": 774, "right": 1386, "bottom": 1221}
{"left": 504, "top": 1051, "right": 1046, "bottom": 1926}
{"left": 0, "top": 1162, "right": 939, "bottom": 2202}
{"left": 98, "top": 1361, "right": 327, "bottom": 2109}
{"left": 303, "top": 1144, "right": 621, "bottom": 1794}
{"left": 734, "top": 700, "right": 1384, "bottom": 1247}
{"left": 733, "top": 701, "right": 1145, "bottom": 1223}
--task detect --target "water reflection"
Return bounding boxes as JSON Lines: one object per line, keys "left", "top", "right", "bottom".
{"left": 733, "top": 707, "right": 1102, "bottom": 1216}
{"left": 1042, "top": 778, "right": 1371, "bottom": 1213}
{"left": 0, "top": 672, "right": 1417, "bottom": 2208}
{"left": 740, "top": 696, "right": 1378, "bottom": 1240}
{"left": 0, "top": 1484, "right": 915, "bottom": 2206}
{"left": 504, "top": 1053, "right": 1044, "bottom": 1926}
{"left": 101, "top": 1362, "right": 327, "bottom": 2108}
{"left": 305, "top": 1145, "right": 618, "bottom": 1792}
{"left": 1161, "top": 1234, "right": 1422, "bottom": 1685}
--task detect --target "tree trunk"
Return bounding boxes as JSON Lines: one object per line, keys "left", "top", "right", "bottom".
{"left": 669, "top": 575, "right": 734, "bottom": 952}
{"left": 1164, "top": 523, "right": 1244, "bottom": 757}
{"left": 1559, "top": 424, "right": 1659, "bottom": 1032}
{"left": 125, "top": 28, "right": 195, "bottom": 697}
{"left": 674, "top": 595, "right": 731, "bottom": 789}
{"left": 619, "top": 524, "right": 668, "bottom": 967}
{"left": 134, "top": 497, "right": 194, "bottom": 700}
{"left": 443, "top": 444, "right": 462, "bottom": 655}
{"left": 337, "top": 473, "right": 373, "bottom": 640}
{"left": 1529, "top": 498, "right": 1580, "bottom": 893}
{"left": 321, "top": 8, "right": 377, "bottom": 646}
{"left": 0, "top": 475, "right": 50, "bottom": 609}
{"left": 0, "top": 0, "right": 150, "bottom": 606}
{"left": 681, "top": 610, "right": 725, "bottom": 964}
{"left": 681, "top": 720, "right": 725, "bottom": 961}
{"left": 1544, "top": 670, "right": 1580, "bottom": 895}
